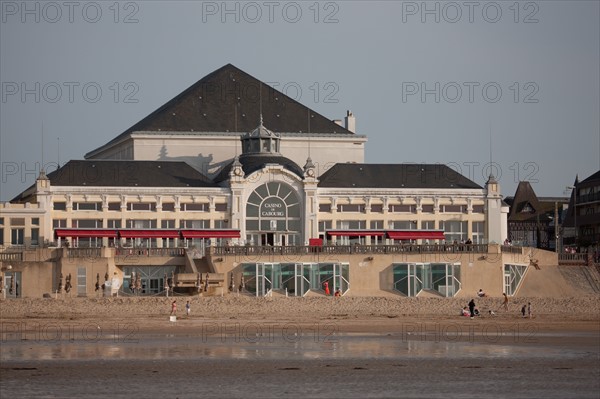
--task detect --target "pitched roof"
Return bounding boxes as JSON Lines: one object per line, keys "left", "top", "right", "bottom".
{"left": 87, "top": 64, "right": 353, "bottom": 157}
{"left": 317, "top": 164, "right": 482, "bottom": 189}
{"left": 507, "top": 181, "right": 550, "bottom": 222}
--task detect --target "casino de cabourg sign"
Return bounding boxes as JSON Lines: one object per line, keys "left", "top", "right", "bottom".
{"left": 260, "top": 198, "right": 286, "bottom": 217}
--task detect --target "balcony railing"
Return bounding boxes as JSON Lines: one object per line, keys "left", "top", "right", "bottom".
{"left": 212, "top": 244, "right": 489, "bottom": 256}
{"left": 114, "top": 247, "right": 186, "bottom": 257}
{"left": 0, "top": 251, "right": 23, "bottom": 261}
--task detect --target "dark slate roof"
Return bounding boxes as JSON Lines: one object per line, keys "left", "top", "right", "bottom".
{"left": 11, "top": 160, "right": 216, "bottom": 202}
{"left": 48, "top": 160, "right": 217, "bottom": 187}
{"left": 87, "top": 64, "right": 353, "bottom": 158}
{"left": 507, "top": 181, "right": 549, "bottom": 222}
{"left": 214, "top": 154, "right": 304, "bottom": 183}
{"left": 579, "top": 170, "right": 600, "bottom": 185}
{"left": 317, "top": 164, "right": 482, "bottom": 189}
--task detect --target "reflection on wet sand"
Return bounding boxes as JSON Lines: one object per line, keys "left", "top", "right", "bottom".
{"left": 2, "top": 332, "right": 594, "bottom": 362}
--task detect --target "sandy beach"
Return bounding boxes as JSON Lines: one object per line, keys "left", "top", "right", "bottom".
{"left": 1, "top": 295, "right": 599, "bottom": 398}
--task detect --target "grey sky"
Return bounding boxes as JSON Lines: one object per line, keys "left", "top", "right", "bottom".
{"left": 1, "top": 0, "right": 598, "bottom": 201}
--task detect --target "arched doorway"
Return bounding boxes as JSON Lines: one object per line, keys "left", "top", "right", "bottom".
{"left": 245, "top": 181, "right": 302, "bottom": 246}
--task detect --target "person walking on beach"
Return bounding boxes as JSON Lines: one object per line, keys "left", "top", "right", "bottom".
{"left": 527, "top": 302, "right": 533, "bottom": 318}
{"left": 323, "top": 281, "right": 330, "bottom": 296}
{"left": 185, "top": 300, "right": 191, "bottom": 317}
{"left": 502, "top": 293, "right": 509, "bottom": 311}
{"left": 468, "top": 299, "right": 476, "bottom": 319}
{"left": 521, "top": 304, "right": 527, "bottom": 318}
{"left": 170, "top": 300, "right": 177, "bottom": 316}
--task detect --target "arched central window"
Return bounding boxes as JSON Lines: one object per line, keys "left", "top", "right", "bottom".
{"left": 246, "top": 182, "right": 302, "bottom": 246}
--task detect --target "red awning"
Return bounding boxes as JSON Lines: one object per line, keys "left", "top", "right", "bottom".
{"left": 327, "top": 230, "right": 385, "bottom": 237}
{"left": 119, "top": 230, "right": 180, "bottom": 239}
{"left": 387, "top": 230, "right": 446, "bottom": 240}
{"left": 181, "top": 230, "right": 241, "bottom": 239}
{"left": 55, "top": 229, "right": 118, "bottom": 238}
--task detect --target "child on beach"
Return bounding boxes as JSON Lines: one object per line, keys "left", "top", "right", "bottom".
{"left": 170, "top": 300, "right": 177, "bottom": 315}
{"left": 185, "top": 301, "right": 191, "bottom": 317}
{"left": 521, "top": 304, "right": 527, "bottom": 318}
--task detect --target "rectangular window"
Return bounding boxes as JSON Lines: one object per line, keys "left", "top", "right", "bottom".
{"left": 390, "top": 205, "right": 416, "bottom": 213}
{"left": 107, "top": 219, "right": 122, "bottom": 229}
{"left": 318, "top": 220, "right": 332, "bottom": 232}
{"left": 53, "top": 219, "right": 67, "bottom": 228}
{"left": 421, "top": 205, "right": 434, "bottom": 213}
{"left": 162, "top": 203, "right": 175, "bottom": 212}
{"left": 180, "top": 203, "right": 209, "bottom": 212}
{"left": 72, "top": 219, "right": 103, "bottom": 228}
{"left": 108, "top": 202, "right": 121, "bottom": 211}
{"left": 472, "top": 205, "right": 485, "bottom": 213}
{"left": 31, "top": 228, "right": 39, "bottom": 246}
{"left": 214, "top": 220, "right": 228, "bottom": 229}
{"left": 0, "top": 217, "right": 4, "bottom": 225}
{"left": 126, "top": 220, "right": 157, "bottom": 229}
{"left": 441, "top": 205, "right": 467, "bottom": 213}
{"left": 319, "top": 204, "right": 332, "bottom": 212}
{"left": 370, "top": 220, "right": 384, "bottom": 229}
{"left": 421, "top": 221, "right": 435, "bottom": 230}
{"left": 336, "top": 220, "right": 366, "bottom": 229}
{"left": 370, "top": 204, "right": 383, "bottom": 213}
{"left": 390, "top": 221, "right": 417, "bottom": 230}
{"left": 128, "top": 203, "right": 156, "bottom": 211}
{"left": 440, "top": 221, "right": 468, "bottom": 243}
{"left": 337, "top": 204, "right": 365, "bottom": 213}
{"left": 73, "top": 202, "right": 102, "bottom": 211}
{"left": 0, "top": 228, "right": 3, "bottom": 246}
{"left": 161, "top": 220, "right": 176, "bottom": 229}
{"left": 180, "top": 220, "right": 209, "bottom": 229}
{"left": 472, "top": 222, "right": 485, "bottom": 244}
{"left": 215, "top": 203, "right": 228, "bottom": 212}
{"left": 31, "top": 218, "right": 40, "bottom": 226}
{"left": 53, "top": 202, "right": 66, "bottom": 211}
{"left": 11, "top": 228, "right": 24, "bottom": 245}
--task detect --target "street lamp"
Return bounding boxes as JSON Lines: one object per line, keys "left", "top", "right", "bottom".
{"left": 566, "top": 185, "right": 578, "bottom": 247}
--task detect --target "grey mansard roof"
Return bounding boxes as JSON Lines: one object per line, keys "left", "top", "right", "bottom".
{"left": 317, "top": 164, "right": 483, "bottom": 189}
{"left": 11, "top": 160, "right": 216, "bottom": 202}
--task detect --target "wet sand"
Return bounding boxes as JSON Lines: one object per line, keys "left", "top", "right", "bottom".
{"left": 1, "top": 296, "right": 599, "bottom": 398}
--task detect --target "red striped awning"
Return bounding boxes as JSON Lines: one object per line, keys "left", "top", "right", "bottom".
{"left": 327, "top": 230, "right": 385, "bottom": 237}
{"left": 119, "top": 230, "right": 180, "bottom": 239}
{"left": 387, "top": 230, "right": 446, "bottom": 240}
{"left": 181, "top": 230, "right": 241, "bottom": 239}
{"left": 55, "top": 229, "right": 118, "bottom": 238}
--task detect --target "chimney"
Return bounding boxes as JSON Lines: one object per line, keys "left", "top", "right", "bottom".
{"left": 344, "top": 110, "right": 356, "bottom": 133}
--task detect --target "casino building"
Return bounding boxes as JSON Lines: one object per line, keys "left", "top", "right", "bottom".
{"left": 5, "top": 64, "right": 565, "bottom": 301}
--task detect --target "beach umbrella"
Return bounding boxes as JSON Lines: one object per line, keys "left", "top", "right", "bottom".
{"left": 164, "top": 273, "right": 170, "bottom": 292}
{"left": 58, "top": 273, "right": 63, "bottom": 293}
{"left": 95, "top": 273, "right": 100, "bottom": 291}
{"left": 9, "top": 275, "right": 14, "bottom": 295}
{"left": 204, "top": 273, "right": 209, "bottom": 292}
{"left": 197, "top": 273, "right": 202, "bottom": 293}
{"left": 229, "top": 272, "right": 234, "bottom": 292}
{"left": 239, "top": 274, "right": 245, "bottom": 292}
{"left": 65, "top": 273, "right": 72, "bottom": 293}
{"left": 0, "top": 275, "right": 3, "bottom": 293}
